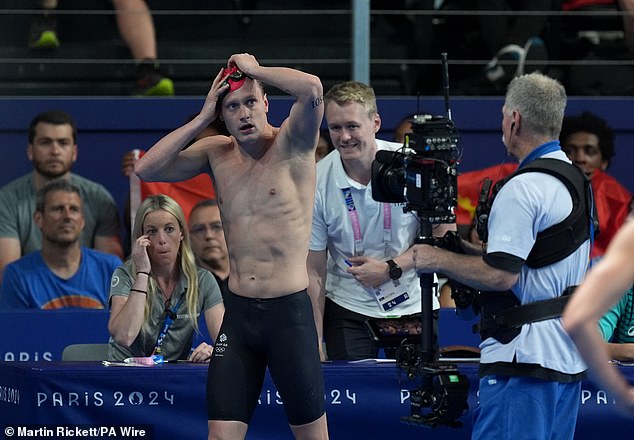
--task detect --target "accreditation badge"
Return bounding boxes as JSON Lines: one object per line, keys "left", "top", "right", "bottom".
{"left": 374, "top": 279, "right": 410, "bottom": 312}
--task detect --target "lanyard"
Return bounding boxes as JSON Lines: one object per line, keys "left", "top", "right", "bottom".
{"left": 518, "top": 140, "right": 596, "bottom": 260}
{"left": 153, "top": 294, "right": 185, "bottom": 355}
{"left": 341, "top": 188, "right": 392, "bottom": 257}
{"left": 518, "top": 140, "right": 561, "bottom": 168}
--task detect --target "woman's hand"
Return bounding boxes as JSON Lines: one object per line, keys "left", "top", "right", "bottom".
{"left": 131, "top": 234, "right": 152, "bottom": 273}
{"left": 188, "top": 342, "right": 214, "bottom": 363}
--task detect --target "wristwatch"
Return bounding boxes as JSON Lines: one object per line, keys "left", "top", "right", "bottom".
{"left": 386, "top": 259, "right": 402, "bottom": 280}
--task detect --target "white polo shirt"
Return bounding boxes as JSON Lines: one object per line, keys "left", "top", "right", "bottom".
{"left": 310, "top": 139, "right": 439, "bottom": 318}
{"left": 482, "top": 150, "right": 589, "bottom": 375}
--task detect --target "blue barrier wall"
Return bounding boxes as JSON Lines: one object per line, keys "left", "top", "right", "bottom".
{"left": 0, "top": 309, "right": 479, "bottom": 362}
{"left": 1, "top": 96, "right": 633, "bottom": 219}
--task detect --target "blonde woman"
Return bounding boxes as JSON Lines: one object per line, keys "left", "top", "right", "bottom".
{"left": 108, "top": 194, "right": 224, "bottom": 362}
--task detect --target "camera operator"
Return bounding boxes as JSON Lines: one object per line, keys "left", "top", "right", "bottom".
{"left": 413, "top": 73, "right": 592, "bottom": 439}
{"left": 307, "top": 81, "right": 454, "bottom": 361}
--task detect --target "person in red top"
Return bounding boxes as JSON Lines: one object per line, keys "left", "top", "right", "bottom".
{"left": 455, "top": 163, "right": 518, "bottom": 228}
{"left": 121, "top": 117, "right": 229, "bottom": 216}
{"left": 560, "top": 111, "right": 631, "bottom": 258}
{"left": 120, "top": 117, "right": 229, "bottom": 255}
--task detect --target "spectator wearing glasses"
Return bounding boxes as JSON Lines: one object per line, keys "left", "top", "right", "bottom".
{"left": 188, "top": 199, "right": 230, "bottom": 298}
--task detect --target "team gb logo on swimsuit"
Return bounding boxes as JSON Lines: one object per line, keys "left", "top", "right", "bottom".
{"left": 214, "top": 333, "right": 228, "bottom": 356}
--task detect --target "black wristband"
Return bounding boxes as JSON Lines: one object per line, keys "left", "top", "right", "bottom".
{"left": 136, "top": 271, "right": 150, "bottom": 276}
{"left": 130, "top": 288, "right": 147, "bottom": 295}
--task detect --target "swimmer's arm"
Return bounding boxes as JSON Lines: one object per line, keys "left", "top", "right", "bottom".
{"left": 136, "top": 69, "right": 227, "bottom": 182}
{"left": 135, "top": 117, "right": 214, "bottom": 182}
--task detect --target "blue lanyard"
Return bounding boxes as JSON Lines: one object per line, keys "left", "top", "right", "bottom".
{"left": 517, "top": 140, "right": 596, "bottom": 261}
{"left": 153, "top": 294, "right": 185, "bottom": 355}
{"left": 518, "top": 140, "right": 561, "bottom": 168}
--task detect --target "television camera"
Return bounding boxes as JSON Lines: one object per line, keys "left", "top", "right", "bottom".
{"left": 371, "top": 112, "right": 459, "bottom": 222}
{"left": 370, "top": 54, "right": 470, "bottom": 429}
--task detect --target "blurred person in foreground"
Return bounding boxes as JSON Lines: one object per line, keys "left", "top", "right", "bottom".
{"left": 592, "top": 196, "right": 634, "bottom": 362}
{"left": 564, "top": 218, "right": 634, "bottom": 416}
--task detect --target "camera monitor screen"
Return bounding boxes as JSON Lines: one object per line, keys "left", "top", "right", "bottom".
{"left": 366, "top": 316, "right": 480, "bottom": 360}
{"left": 366, "top": 317, "right": 421, "bottom": 348}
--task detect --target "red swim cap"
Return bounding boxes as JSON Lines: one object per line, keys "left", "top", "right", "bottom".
{"left": 222, "top": 66, "right": 247, "bottom": 93}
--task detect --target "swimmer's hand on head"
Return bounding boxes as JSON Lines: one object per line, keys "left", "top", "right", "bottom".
{"left": 221, "top": 66, "right": 247, "bottom": 95}
{"left": 202, "top": 55, "right": 256, "bottom": 119}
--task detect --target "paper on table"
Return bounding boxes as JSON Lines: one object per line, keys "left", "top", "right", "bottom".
{"left": 348, "top": 359, "right": 396, "bottom": 364}
{"left": 102, "top": 361, "right": 154, "bottom": 367}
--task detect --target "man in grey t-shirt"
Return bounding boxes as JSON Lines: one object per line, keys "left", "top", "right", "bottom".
{"left": 0, "top": 110, "right": 123, "bottom": 283}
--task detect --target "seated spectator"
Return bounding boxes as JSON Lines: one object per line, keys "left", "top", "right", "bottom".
{"left": 562, "top": 0, "right": 634, "bottom": 53}
{"left": 0, "top": 180, "right": 121, "bottom": 310}
{"left": 475, "top": 1, "right": 551, "bottom": 89}
{"left": 29, "top": 0, "right": 173, "bottom": 96}
{"left": 188, "top": 199, "right": 230, "bottom": 298}
{"left": 426, "top": 1, "right": 553, "bottom": 94}
{"left": 561, "top": 110, "right": 615, "bottom": 176}
{"left": 596, "top": 196, "right": 634, "bottom": 361}
{"left": 599, "top": 287, "right": 634, "bottom": 361}
{"left": 558, "top": 1, "right": 634, "bottom": 94}
{"left": 560, "top": 110, "right": 632, "bottom": 258}
{"left": 107, "top": 194, "right": 224, "bottom": 363}
{"left": 0, "top": 110, "right": 123, "bottom": 284}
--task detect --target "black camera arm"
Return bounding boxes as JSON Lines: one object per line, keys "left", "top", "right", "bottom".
{"left": 416, "top": 219, "right": 436, "bottom": 364}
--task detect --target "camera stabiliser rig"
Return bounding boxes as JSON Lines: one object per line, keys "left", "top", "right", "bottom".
{"left": 371, "top": 53, "right": 470, "bottom": 429}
